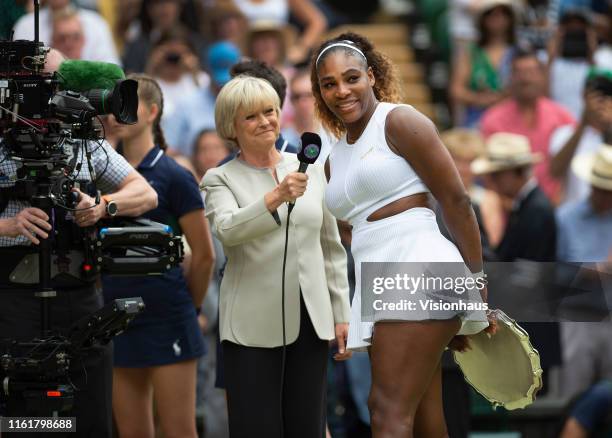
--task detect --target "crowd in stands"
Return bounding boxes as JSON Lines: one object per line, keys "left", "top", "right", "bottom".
{"left": 3, "top": 0, "right": 612, "bottom": 437}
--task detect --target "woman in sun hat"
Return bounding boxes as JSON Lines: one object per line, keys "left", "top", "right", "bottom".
{"left": 450, "top": 0, "right": 520, "bottom": 127}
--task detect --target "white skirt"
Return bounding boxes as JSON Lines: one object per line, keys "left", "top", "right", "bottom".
{"left": 347, "top": 207, "right": 489, "bottom": 351}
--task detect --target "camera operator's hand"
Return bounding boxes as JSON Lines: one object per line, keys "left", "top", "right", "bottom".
{"left": 72, "top": 188, "right": 105, "bottom": 227}
{"left": 4, "top": 208, "right": 52, "bottom": 245}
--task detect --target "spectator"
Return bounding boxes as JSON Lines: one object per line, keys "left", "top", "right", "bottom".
{"left": 282, "top": 68, "right": 336, "bottom": 163}
{"left": 107, "top": 0, "right": 142, "bottom": 55}
{"left": 245, "top": 20, "right": 293, "bottom": 73}
{"left": 50, "top": 7, "right": 85, "bottom": 60}
{"left": 472, "top": 132, "right": 562, "bottom": 383}
{"left": 192, "top": 129, "right": 232, "bottom": 182}
{"left": 481, "top": 48, "right": 576, "bottom": 203}
{"left": 12, "top": 0, "right": 119, "bottom": 64}
{"left": 204, "top": 1, "right": 248, "bottom": 47}
{"left": 162, "top": 40, "right": 241, "bottom": 155}
{"left": 234, "top": 0, "right": 327, "bottom": 64}
{"left": 440, "top": 128, "right": 505, "bottom": 247}
{"left": 122, "top": 0, "right": 206, "bottom": 74}
{"left": 548, "top": 8, "right": 598, "bottom": 118}
{"left": 449, "top": 0, "right": 479, "bottom": 49}
{"left": 189, "top": 128, "right": 231, "bottom": 437}
{"left": 472, "top": 133, "right": 556, "bottom": 261}
{"left": 557, "top": 144, "right": 612, "bottom": 399}
{"left": 244, "top": 20, "right": 297, "bottom": 126}
{"left": 550, "top": 69, "right": 612, "bottom": 204}
{"left": 450, "top": 0, "right": 517, "bottom": 127}
{"left": 550, "top": 0, "right": 611, "bottom": 30}
{"left": 322, "top": 0, "right": 378, "bottom": 23}
{"left": 594, "top": 8, "right": 612, "bottom": 68}
{"left": 560, "top": 381, "right": 612, "bottom": 438}
{"left": 146, "top": 28, "right": 212, "bottom": 147}
{"left": 519, "top": 0, "right": 557, "bottom": 52}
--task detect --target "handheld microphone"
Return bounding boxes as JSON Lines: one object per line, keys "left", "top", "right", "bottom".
{"left": 288, "top": 132, "right": 322, "bottom": 213}
{"left": 297, "top": 131, "right": 322, "bottom": 172}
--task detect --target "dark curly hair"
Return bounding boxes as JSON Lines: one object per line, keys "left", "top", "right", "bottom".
{"left": 310, "top": 32, "right": 403, "bottom": 139}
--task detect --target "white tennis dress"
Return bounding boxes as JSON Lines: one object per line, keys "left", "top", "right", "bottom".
{"left": 325, "top": 103, "right": 489, "bottom": 351}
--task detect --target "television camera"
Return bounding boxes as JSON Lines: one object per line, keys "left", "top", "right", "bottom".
{"left": 0, "top": 1, "right": 183, "bottom": 415}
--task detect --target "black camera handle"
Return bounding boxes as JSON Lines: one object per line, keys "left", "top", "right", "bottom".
{"left": 30, "top": 191, "right": 56, "bottom": 337}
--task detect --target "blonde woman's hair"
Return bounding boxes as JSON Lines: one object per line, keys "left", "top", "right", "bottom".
{"left": 214, "top": 75, "right": 281, "bottom": 150}
{"left": 440, "top": 128, "right": 485, "bottom": 161}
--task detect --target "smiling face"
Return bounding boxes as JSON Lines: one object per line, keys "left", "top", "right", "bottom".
{"left": 316, "top": 50, "right": 376, "bottom": 126}
{"left": 233, "top": 101, "right": 280, "bottom": 152}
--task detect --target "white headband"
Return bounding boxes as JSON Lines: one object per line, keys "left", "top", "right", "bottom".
{"left": 315, "top": 41, "right": 367, "bottom": 66}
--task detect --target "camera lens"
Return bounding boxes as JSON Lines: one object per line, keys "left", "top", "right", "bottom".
{"left": 82, "top": 79, "right": 138, "bottom": 124}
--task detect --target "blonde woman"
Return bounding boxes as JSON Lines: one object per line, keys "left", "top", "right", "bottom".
{"left": 201, "top": 75, "right": 350, "bottom": 438}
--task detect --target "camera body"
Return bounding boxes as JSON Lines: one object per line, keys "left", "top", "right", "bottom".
{"left": 0, "top": 41, "right": 55, "bottom": 118}
{"left": 0, "top": 17, "right": 181, "bottom": 416}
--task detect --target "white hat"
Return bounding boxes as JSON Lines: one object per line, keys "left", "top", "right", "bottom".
{"left": 571, "top": 145, "right": 612, "bottom": 191}
{"left": 474, "top": 0, "right": 521, "bottom": 19}
{"left": 471, "top": 133, "right": 542, "bottom": 175}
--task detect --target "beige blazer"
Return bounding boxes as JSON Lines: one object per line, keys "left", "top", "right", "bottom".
{"left": 200, "top": 152, "right": 350, "bottom": 348}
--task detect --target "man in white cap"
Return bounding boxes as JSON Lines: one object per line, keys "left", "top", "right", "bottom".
{"left": 472, "top": 132, "right": 557, "bottom": 261}
{"left": 472, "top": 132, "right": 562, "bottom": 384}
{"left": 556, "top": 143, "right": 612, "bottom": 400}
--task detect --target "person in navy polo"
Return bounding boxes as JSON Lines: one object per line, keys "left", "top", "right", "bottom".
{"left": 103, "top": 74, "right": 215, "bottom": 438}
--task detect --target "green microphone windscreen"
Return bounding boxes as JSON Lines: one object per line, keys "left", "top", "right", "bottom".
{"left": 58, "top": 60, "right": 126, "bottom": 91}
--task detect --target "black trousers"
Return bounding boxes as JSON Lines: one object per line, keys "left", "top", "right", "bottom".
{"left": 222, "top": 295, "right": 329, "bottom": 438}
{"left": 0, "top": 284, "right": 112, "bottom": 438}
